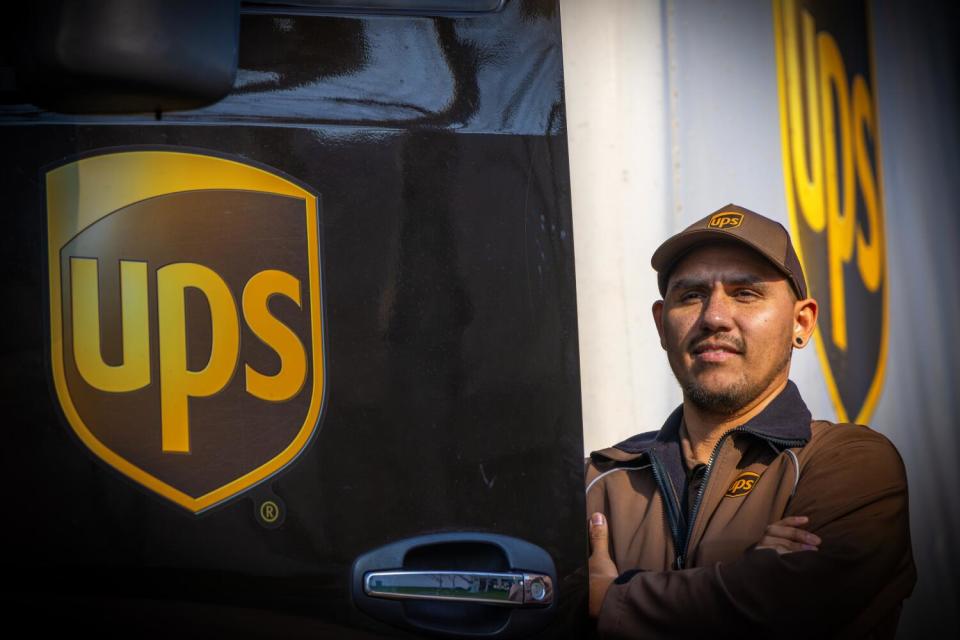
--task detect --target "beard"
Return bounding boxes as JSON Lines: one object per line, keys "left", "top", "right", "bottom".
{"left": 672, "top": 336, "right": 793, "bottom": 416}
{"left": 683, "top": 375, "right": 763, "bottom": 414}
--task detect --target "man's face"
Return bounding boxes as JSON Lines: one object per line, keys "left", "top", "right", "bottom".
{"left": 653, "top": 242, "right": 800, "bottom": 415}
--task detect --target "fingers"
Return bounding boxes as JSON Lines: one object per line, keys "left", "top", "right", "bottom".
{"left": 764, "top": 517, "right": 821, "bottom": 547}
{"left": 756, "top": 515, "right": 821, "bottom": 554}
{"left": 588, "top": 512, "right": 609, "bottom": 555}
{"left": 756, "top": 536, "right": 818, "bottom": 554}
{"left": 588, "top": 512, "right": 619, "bottom": 583}
{"left": 765, "top": 525, "right": 821, "bottom": 545}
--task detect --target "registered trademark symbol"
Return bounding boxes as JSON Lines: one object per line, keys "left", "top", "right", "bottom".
{"left": 260, "top": 500, "right": 280, "bottom": 523}
{"left": 252, "top": 491, "right": 286, "bottom": 528}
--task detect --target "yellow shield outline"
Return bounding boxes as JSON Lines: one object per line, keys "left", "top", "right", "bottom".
{"left": 45, "top": 149, "right": 326, "bottom": 513}
{"left": 772, "top": 0, "right": 889, "bottom": 425}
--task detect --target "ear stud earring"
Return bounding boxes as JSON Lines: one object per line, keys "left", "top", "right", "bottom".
{"left": 795, "top": 336, "right": 804, "bottom": 346}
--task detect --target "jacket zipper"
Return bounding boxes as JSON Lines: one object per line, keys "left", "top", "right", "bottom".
{"left": 647, "top": 450, "right": 685, "bottom": 566}
{"left": 675, "top": 428, "right": 808, "bottom": 569}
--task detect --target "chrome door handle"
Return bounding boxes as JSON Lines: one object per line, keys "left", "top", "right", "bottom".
{"left": 353, "top": 534, "right": 558, "bottom": 637}
{"left": 363, "top": 570, "right": 554, "bottom": 607}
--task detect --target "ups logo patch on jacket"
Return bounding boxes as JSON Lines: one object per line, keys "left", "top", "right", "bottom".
{"left": 725, "top": 471, "right": 761, "bottom": 498}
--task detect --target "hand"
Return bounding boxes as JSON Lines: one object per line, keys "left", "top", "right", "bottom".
{"left": 588, "top": 512, "right": 619, "bottom": 618}
{"left": 756, "top": 515, "right": 821, "bottom": 554}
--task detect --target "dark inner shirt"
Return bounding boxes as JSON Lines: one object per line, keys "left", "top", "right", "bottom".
{"left": 682, "top": 461, "right": 708, "bottom": 525}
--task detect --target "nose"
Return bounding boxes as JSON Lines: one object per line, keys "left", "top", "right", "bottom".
{"left": 699, "top": 285, "right": 735, "bottom": 333}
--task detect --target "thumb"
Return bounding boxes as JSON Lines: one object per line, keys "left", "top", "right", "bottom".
{"left": 588, "top": 512, "right": 610, "bottom": 555}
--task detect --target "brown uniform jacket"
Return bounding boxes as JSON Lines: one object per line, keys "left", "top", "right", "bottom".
{"left": 584, "top": 381, "right": 916, "bottom": 639}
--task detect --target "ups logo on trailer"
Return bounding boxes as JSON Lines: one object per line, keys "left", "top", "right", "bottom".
{"left": 46, "top": 150, "right": 326, "bottom": 513}
{"left": 773, "top": 0, "right": 887, "bottom": 424}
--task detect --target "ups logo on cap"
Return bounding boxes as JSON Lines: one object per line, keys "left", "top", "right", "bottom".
{"left": 45, "top": 149, "right": 326, "bottom": 513}
{"left": 707, "top": 212, "right": 744, "bottom": 230}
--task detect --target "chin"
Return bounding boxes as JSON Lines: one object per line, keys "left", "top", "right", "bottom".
{"left": 689, "top": 368, "right": 745, "bottom": 391}
{"left": 684, "top": 381, "right": 752, "bottom": 414}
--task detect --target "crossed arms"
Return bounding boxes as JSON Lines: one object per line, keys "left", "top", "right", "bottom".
{"left": 587, "top": 431, "right": 916, "bottom": 638}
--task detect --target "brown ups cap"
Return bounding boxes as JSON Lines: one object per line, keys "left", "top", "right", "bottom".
{"left": 651, "top": 203, "right": 808, "bottom": 299}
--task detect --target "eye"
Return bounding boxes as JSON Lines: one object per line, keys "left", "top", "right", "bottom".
{"left": 733, "top": 288, "right": 760, "bottom": 299}
{"left": 679, "top": 290, "right": 705, "bottom": 302}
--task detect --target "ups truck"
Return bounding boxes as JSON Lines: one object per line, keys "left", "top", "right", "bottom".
{"left": 0, "top": 1, "right": 587, "bottom": 637}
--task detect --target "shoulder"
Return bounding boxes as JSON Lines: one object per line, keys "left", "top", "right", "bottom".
{"left": 588, "top": 428, "right": 659, "bottom": 466}
{"left": 808, "top": 420, "right": 903, "bottom": 457}
{"left": 584, "top": 429, "right": 658, "bottom": 484}
{"left": 613, "top": 428, "right": 660, "bottom": 454}
{"left": 801, "top": 420, "right": 908, "bottom": 489}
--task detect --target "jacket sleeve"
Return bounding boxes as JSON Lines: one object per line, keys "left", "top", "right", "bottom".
{"left": 597, "top": 428, "right": 917, "bottom": 639}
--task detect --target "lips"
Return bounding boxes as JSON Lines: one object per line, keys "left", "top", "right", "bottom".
{"left": 692, "top": 343, "right": 740, "bottom": 354}
{"left": 690, "top": 339, "right": 743, "bottom": 362}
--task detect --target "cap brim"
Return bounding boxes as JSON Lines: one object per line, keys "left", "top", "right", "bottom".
{"left": 652, "top": 229, "right": 799, "bottom": 295}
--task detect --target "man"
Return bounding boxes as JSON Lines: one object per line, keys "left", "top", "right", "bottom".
{"left": 584, "top": 204, "right": 916, "bottom": 638}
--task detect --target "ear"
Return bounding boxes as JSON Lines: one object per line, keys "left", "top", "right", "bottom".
{"left": 652, "top": 300, "right": 667, "bottom": 350}
{"left": 792, "top": 296, "right": 818, "bottom": 349}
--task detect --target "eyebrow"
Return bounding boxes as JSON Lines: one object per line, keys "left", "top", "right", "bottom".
{"left": 668, "top": 274, "right": 770, "bottom": 292}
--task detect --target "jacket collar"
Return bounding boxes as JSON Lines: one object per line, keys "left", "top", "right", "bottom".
{"left": 590, "top": 380, "right": 812, "bottom": 487}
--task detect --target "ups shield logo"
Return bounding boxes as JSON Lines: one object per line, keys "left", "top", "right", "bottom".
{"left": 46, "top": 150, "right": 326, "bottom": 513}
{"left": 773, "top": 0, "right": 887, "bottom": 423}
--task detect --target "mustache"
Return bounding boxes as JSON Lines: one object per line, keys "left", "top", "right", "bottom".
{"left": 689, "top": 334, "right": 745, "bottom": 354}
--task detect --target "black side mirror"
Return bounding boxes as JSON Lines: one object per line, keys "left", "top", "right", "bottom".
{"left": 12, "top": 0, "right": 239, "bottom": 114}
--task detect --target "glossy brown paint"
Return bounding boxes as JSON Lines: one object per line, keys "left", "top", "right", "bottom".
{"left": 0, "top": 1, "right": 586, "bottom": 636}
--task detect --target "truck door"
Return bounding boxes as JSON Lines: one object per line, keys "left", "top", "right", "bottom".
{"left": 1, "top": 1, "right": 587, "bottom": 636}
